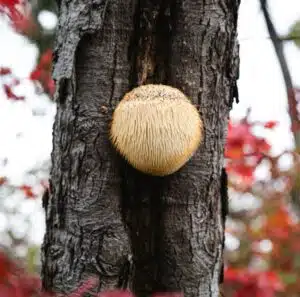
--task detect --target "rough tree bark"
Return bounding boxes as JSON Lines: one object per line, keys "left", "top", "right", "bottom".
{"left": 41, "top": 1, "right": 240, "bottom": 297}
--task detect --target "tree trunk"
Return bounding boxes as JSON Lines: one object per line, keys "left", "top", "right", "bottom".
{"left": 41, "top": 1, "right": 240, "bottom": 297}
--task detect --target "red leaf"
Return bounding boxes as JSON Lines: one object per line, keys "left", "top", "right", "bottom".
{"left": 258, "top": 271, "right": 284, "bottom": 291}
{"left": 46, "top": 77, "right": 55, "bottom": 96}
{"left": 39, "top": 49, "right": 52, "bottom": 68}
{"left": 225, "top": 267, "right": 250, "bottom": 284}
{"left": 12, "top": 13, "right": 36, "bottom": 35}
{"left": 0, "top": 252, "right": 12, "bottom": 280}
{"left": 0, "top": 0, "right": 37, "bottom": 37}
{"left": 264, "top": 121, "right": 277, "bottom": 129}
{"left": 30, "top": 69, "right": 42, "bottom": 81}
{"left": 3, "top": 84, "right": 25, "bottom": 100}
{"left": 0, "top": 251, "right": 46, "bottom": 297}
{"left": 225, "top": 119, "right": 272, "bottom": 188}
{"left": 30, "top": 50, "right": 55, "bottom": 96}
{"left": 0, "top": 67, "right": 11, "bottom": 75}
{"left": 19, "top": 185, "right": 36, "bottom": 198}
{"left": 234, "top": 284, "right": 258, "bottom": 297}
{"left": 0, "top": 0, "right": 19, "bottom": 10}
{"left": 0, "top": 177, "right": 7, "bottom": 186}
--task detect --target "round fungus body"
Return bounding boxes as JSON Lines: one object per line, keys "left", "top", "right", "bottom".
{"left": 110, "top": 84, "right": 203, "bottom": 176}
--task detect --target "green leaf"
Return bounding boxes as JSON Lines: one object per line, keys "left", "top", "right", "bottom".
{"left": 26, "top": 246, "right": 39, "bottom": 273}
{"left": 279, "top": 272, "right": 298, "bottom": 285}
{"left": 294, "top": 254, "right": 300, "bottom": 269}
{"left": 282, "top": 20, "right": 300, "bottom": 48}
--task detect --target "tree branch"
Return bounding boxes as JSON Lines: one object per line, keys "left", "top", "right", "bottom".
{"left": 260, "top": 0, "right": 300, "bottom": 211}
